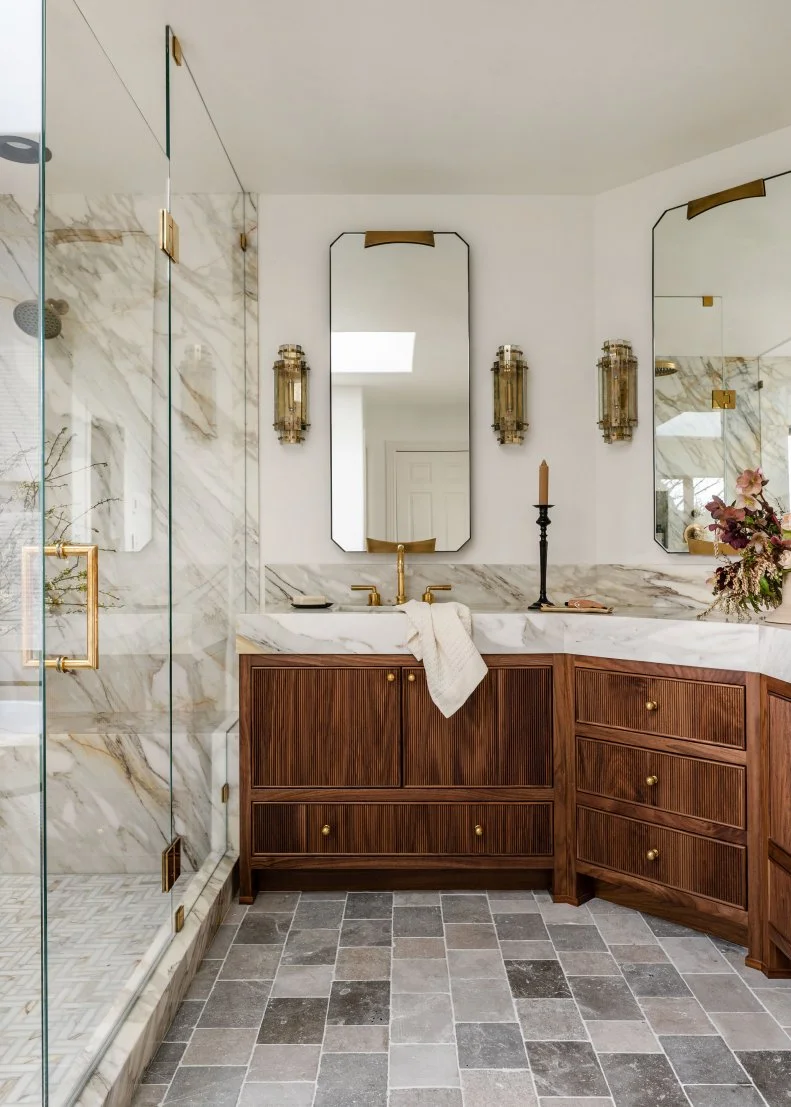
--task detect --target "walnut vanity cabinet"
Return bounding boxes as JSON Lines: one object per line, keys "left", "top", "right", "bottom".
{"left": 239, "top": 654, "right": 556, "bottom": 902}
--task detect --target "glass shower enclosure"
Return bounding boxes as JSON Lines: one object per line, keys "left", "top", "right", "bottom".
{"left": 0, "top": 5, "right": 256, "bottom": 1103}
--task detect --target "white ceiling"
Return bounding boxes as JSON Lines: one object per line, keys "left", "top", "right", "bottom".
{"left": 72, "top": 0, "right": 791, "bottom": 194}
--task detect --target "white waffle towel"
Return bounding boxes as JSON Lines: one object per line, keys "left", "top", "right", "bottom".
{"left": 401, "top": 600, "right": 488, "bottom": 718}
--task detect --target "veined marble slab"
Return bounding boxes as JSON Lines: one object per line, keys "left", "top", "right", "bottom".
{"left": 237, "top": 608, "right": 791, "bottom": 683}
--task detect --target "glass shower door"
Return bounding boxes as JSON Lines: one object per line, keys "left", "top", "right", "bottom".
{"left": 41, "top": 2, "right": 175, "bottom": 1101}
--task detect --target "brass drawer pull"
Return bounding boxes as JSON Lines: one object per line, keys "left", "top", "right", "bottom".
{"left": 321, "top": 824, "right": 332, "bottom": 837}
{"left": 474, "top": 824, "right": 484, "bottom": 837}
{"left": 646, "top": 775, "right": 659, "bottom": 787}
{"left": 407, "top": 673, "right": 416, "bottom": 683}
{"left": 387, "top": 673, "right": 396, "bottom": 682}
{"left": 645, "top": 700, "right": 658, "bottom": 712}
{"left": 646, "top": 848, "right": 660, "bottom": 862}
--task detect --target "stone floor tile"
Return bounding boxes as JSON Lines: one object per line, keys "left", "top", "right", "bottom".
{"left": 314, "top": 1052, "right": 388, "bottom": 1107}
{"left": 257, "top": 997, "right": 328, "bottom": 1044}
{"left": 620, "top": 963, "right": 691, "bottom": 998}
{"left": 181, "top": 1028, "right": 257, "bottom": 1066}
{"left": 248, "top": 1044, "right": 321, "bottom": 1082}
{"left": 391, "top": 992, "right": 454, "bottom": 1043}
{"left": 609, "top": 943, "right": 669, "bottom": 965}
{"left": 515, "top": 998, "right": 587, "bottom": 1040}
{"left": 557, "top": 950, "right": 620, "bottom": 976}
{"left": 547, "top": 925, "right": 607, "bottom": 952}
{"left": 598, "top": 1052, "right": 688, "bottom": 1107}
{"left": 394, "top": 891, "right": 441, "bottom": 906}
{"left": 393, "top": 906, "right": 445, "bottom": 937}
{"left": 205, "top": 925, "right": 237, "bottom": 959}
{"left": 334, "top": 946, "right": 391, "bottom": 980}
{"left": 220, "top": 945, "right": 281, "bottom": 980}
{"left": 594, "top": 912, "right": 657, "bottom": 945}
{"left": 506, "top": 959, "right": 571, "bottom": 999}
{"left": 487, "top": 895, "right": 540, "bottom": 915}
{"left": 535, "top": 1099, "right": 613, "bottom": 1107}
{"left": 292, "top": 900, "right": 345, "bottom": 929}
{"left": 235, "top": 914, "right": 291, "bottom": 946}
{"left": 163, "top": 1066, "right": 246, "bottom": 1105}
{"left": 298, "top": 891, "right": 347, "bottom": 902}
{"left": 339, "top": 918, "right": 392, "bottom": 947}
{"left": 444, "top": 923, "right": 498, "bottom": 949}
{"left": 684, "top": 972, "right": 764, "bottom": 1012}
{"left": 281, "top": 928, "right": 339, "bottom": 966}
{"left": 587, "top": 896, "right": 632, "bottom": 914}
{"left": 394, "top": 936, "right": 447, "bottom": 959}
{"left": 660, "top": 1034, "right": 750, "bottom": 1084}
{"left": 441, "top": 895, "right": 492, "bottom": 923}
{"left": 526, "top": 1041, "right": 609, "bottom": 1098}
{"left": 326, "top": 979, "right": 390, "bottom": 1024}
{"left": 451, "top": 976, "right": 515, "bottom": 1022}
{"left": 456, "top": 1022, "right": 527, "bottom": 1069}
{"left": 186, "top": 959, "right": 223, "bottom": 1000}
{"left": 586, "top": 1019, "right": 661, "bottom": 1052}
{"left": 459, "top": 1068, "right": 538, "bottom": 1106}
{"left": 493, "top": 913, "right": 549, "bottom": 941}
{"left": 142, "top": 1058, "right": 181, "bottom": 1085}
{"left": 249, "top": 892, "right": 300, "bottom": 913}
{"left": 389, "top": 1043, "right": 461, "bottom": 1087}
{"left": 271, "top": 966, "right": 333, "bottom": 998}
{"left": 737, "top": 1050, "right": 791, "bottom": 1106}
{"left": 639, "top": 997, "right": 716, "bottom": 1035}
{"left": 448, "top": 949, "right": 506, "bottom": 979}
{"left": 390, "top": 1090, "right": 463, "bottom": 1106}
{"left": 658, "top": 937, "right": 731, "bottom": 973}
{"left": 130, "top": 1088, "right": 166, "bottom": 1106}
{"left": 536, "top": 901, "right": 593, "bottom": 924}
{"left": 392, "top": 957, "right": 449, "bottom": 993}
{"left": 709, "top": 1010, "right": 791, "bottom": 1050}
{"left": 238, "top": 1083, "right": 315, "bottom": 1106}
{"left": 500, "top": 940, "right": 557, "bottom": 960}
{"left": 642, "top": 914, "right": 701, "bottom": 939}
{"left": 568, "top": 976, "right": 642, "bottom": 1020}
{"left": 198, "top": 981, "right": 271, "bottom": 1028}
{"left": 344, "top": 892, "right": 393, "bottom": 919}
{"left": 164, "top": 1000, "right": 204, "bottom": 1042}
{"left": 683, "top": 1085, "right": 766, "bottom": 1107}
{"left": 322, "top": 1024, "right": 389, "bottom": 1052}
{"left": 753, "top": 988, "right": 791, "bottom": 1025}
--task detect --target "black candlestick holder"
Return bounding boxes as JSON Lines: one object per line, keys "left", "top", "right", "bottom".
{"left": 528, "top": 504, "right": 554, "bottom": 610}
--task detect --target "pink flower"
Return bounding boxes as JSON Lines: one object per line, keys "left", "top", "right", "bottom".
{"left": 735, "top": 493, "right": 759, "bottom": 511}
{"left": 736, "top": 468, "right": 765, "bottom": 498}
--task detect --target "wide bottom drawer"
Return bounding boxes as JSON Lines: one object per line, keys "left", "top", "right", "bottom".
{"left": 251, "top": 802, "right": 553, "bottom": 856}
{"left": 577, "top": 806, "right": 746, "bottom": 908}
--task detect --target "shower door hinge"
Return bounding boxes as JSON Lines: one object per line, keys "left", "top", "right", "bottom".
{"left": 174, "top": 905, "right": 185, "bottom": 933}
{"left": 240, "top": 232, "right": 248, "bottom": 252}
{"left": 159, "top": 210, "right": 180, "bottom": 263}
{"left": 712, "top": 389, "right": 737, "bottom": 410}
{"left": 221, "top": 782, "right": 230, "bottom": 803}
{"left": 161, "top": 836, "right": 182, "bottom": 893}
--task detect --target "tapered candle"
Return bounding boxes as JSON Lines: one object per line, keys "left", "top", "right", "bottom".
{"left": 538, "top": 460, "right": 549, "bottom": 505}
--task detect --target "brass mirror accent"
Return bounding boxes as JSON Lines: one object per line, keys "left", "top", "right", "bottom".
{"left": 366, "top": 537, "right": 436, "bottom": 553}
{"left": 687, "top": 178, "right": 765, "bottom": 220}
{"left": 330, "top": 232, "right": 470, "bottom": 552}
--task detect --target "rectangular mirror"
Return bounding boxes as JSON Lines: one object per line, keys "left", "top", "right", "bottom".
{"left": 653, "top": 171, "right": 791, "bottom": 552}
{"left": 330, "top": 231, "right": 470, "bottom": 552}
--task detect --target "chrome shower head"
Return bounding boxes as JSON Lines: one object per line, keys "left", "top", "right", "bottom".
{"left": 13, "top": 298, "right": 68, "bottom": 339}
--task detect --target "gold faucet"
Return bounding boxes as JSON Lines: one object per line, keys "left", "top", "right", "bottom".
{"left": 396, "top": 544, "right": 407, "bottom": 605}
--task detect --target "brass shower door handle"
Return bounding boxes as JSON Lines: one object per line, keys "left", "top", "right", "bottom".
{"left": 22, "top": 543, "right": 100, "bottom": 670}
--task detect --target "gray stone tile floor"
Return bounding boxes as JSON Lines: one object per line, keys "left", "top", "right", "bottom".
{"left": 132, "top": 890, "right": 791, "bottom": 1106}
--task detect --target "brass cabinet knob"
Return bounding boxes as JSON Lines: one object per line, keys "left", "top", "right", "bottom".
{"left": 646, "top": 848, "right": 659, "bottom": 862}
{"left": 645, "top": 700, "right": 658, "bottom": 712}
{"left": 407, "top": 673, "right": 416, "bottom": 683}
{"left": 646, "top": 775, "right": 659, "bottom": 787}
{"left": 387, "top": 673, "right": 396, "bottom": 682}
{"left": 474, "top": 824, "right": 484, "bottom": 837}
{"left": 321, "top": 824, "right": 332, "bottom": 837}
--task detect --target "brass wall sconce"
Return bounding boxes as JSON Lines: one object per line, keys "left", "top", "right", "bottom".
{"left": 598, "top": 339, "right": 637, "bottom": 443}
{"left": 492, "top": 344, "right": 528, "bottom": 444}
{"left": 273, "top": 344, "right": 310, "bottom": 444}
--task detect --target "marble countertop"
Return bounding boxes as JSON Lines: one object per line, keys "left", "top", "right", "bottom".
{"left": 236, "top": 606, "right": 791, "bottom": 684}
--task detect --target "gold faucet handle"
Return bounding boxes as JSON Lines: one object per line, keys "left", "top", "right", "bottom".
{"left": 422, "top": 585, "right": 452, "bottom": 604}
{"left": 350, "top": 584, "right": 382, "bottom": 607}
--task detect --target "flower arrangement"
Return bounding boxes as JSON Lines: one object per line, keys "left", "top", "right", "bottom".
{"left": 703, "top": 468, "right": 791, "bottom": 619}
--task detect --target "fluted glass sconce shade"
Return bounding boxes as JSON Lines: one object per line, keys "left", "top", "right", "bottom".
{"left": 273, "top": 344, "right": 310, "bottom": 444}
{"left": 492, "top": 344, "right": 528, "bottom": 444}
{"left": 597, "top": 339, "right": 637, "bottom": 443}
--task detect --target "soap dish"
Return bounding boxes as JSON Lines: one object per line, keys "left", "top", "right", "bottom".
{"left": 290, "top": 595, "right": 332, "bottom": 609}
{"left": 540, "top": 604, "right": 613, "bottom": 615}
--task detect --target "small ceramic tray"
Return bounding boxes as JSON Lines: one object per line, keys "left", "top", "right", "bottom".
{"left": 290, "top": 601, "right": 333, "bottom": 610}
{"left": 539, "top": 604, "right": 613, "bottom": 614}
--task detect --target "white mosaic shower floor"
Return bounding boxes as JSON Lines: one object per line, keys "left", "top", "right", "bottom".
{"left": 0, "top": 873, "right": 167, "bottom": 1107}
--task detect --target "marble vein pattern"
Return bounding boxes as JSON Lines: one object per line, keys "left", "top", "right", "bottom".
{"left": 134, "top": 889, "right": 791, "bottom": 1107}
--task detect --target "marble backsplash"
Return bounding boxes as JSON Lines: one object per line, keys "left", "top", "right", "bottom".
{"left": 264, "top": 561, "right": 716, "bottom": 611}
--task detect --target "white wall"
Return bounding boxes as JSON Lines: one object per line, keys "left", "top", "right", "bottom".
{"left": 260, "top": 195, "right": 596, "bottom": 565}
{"left": 594, "top": 124, "right": 791, "bottom": 564}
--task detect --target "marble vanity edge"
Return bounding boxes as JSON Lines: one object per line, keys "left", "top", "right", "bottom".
{"left": 236, "top": 610, "right": 791, "bottom": 683}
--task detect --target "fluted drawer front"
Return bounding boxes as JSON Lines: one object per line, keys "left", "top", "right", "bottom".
{"left": 576, "top": 738, "right": 746, "bottom": 828}
{"left": 577, "top": 806, "right": 746, "bottom": 908}
{"left": 575, "top": 667, "right": 745, "bottom": 747}
{"left": 307, "top": 803, "right": 553, "bottom": 856}
{"left": 251, "top": 803, "right": 306, "bottom": 854}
